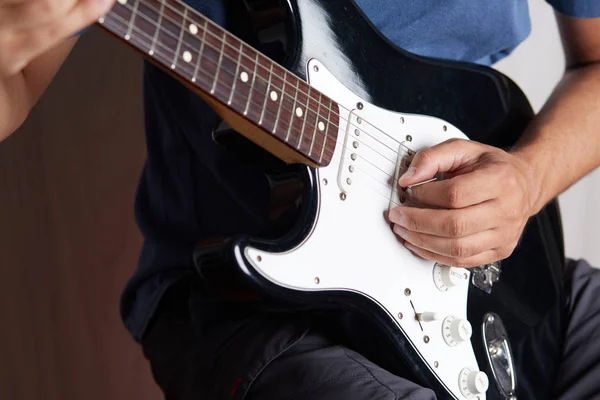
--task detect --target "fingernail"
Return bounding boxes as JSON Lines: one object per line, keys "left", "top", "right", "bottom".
{"left": 399, "top": 167, "right": 416, "bottom": 182}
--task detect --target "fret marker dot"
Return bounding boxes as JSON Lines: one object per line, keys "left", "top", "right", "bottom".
{"left": 318, "top": 121, "right": 325, "bottom": 131}
{"left": 149, "top": 50, "right": 154, "bottom": 55}
{"left": 98, "top": 17, "right": 104, "bottom": 24}
{"left": 183, "top": 51, "right": 192, "bottom": 63}
{"left": 117, "top": 0, "right": 127, "bottom": 4}
{"left": 295, "top": 107, "right": 303, "bottom": 117}
{"left": 270, "top": 91, "right": 279, "bottom": 101}
{"left": 124, "top": 34, "right": 130, "bottom": 40}
{"left": 189, "top": 24, "right": 198, "bottom": 35}
{"left": 240, "top": 72, "right": 249, "bottom": 83}
{"left": 171, "top": 64, "right": 176, "bottom": 69}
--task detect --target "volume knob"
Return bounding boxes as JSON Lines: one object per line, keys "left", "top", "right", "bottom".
{"left": 459, "top": 368, "right": 489, "bottom": 398}
{"left": 433, "top": 263, "right": 469, "bottom": 291}
{"left": 442, "top": 316, "right": 472, "bottom": 347}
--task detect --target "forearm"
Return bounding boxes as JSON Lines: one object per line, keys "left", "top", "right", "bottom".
{"left": 511, "top": 62, "right": 600, "bottom": 214}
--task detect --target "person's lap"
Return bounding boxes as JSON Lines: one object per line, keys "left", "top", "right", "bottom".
{"left": 140, "top": 259, "right": 600, "bottom": 400}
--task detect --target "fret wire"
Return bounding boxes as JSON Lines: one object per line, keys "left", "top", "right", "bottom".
{"left": 244, "top": 51, "right": 259, "bottom": 116}
{"left": 148, "top": 0, "right": 165, "bottom": 55}
{"left": 227, "top": 41, "right": 244, "bottom": 105}
{"left": 139, "top": 0, "right": 340, "bottom": 121}
{"left": 106, "top": 10, "right": 278, "bottom": 126}
{"left": 258, "top": 62, "right": 274, "bottom": 126}
{"left": 192, "top": 19, "right": 208, "bottom": 82}
{"left": 210, "top": 30, "right": 226, "bottom": 94}
{"left": 105, "top": 1, "right": 343, "bottom": 158}
{"left": 171, "top": 7, "right": 188, "bottom": 68}
{"left": 107, "top": 6, "right": 335, "bottom": 141}
{"left": 284, "top": 77, "right": 299, "bottom": 142}
{"left": 126, "top": 0, "right": 340, "bottom": 128}
{"left": 298, "top": 84, "right": 311, "bottom": 149}
{"left": 273, "top": 69, "right": 288, "bottom": 134}
{"left": 125, "top": 0, "right": 140, "bottom": 40}
{"left": 309, "top": 92, "right": 323, "bottom": 157}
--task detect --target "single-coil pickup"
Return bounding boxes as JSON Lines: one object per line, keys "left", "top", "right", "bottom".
{"left": 338, "top": 112, "right": 363, "bottom": 194}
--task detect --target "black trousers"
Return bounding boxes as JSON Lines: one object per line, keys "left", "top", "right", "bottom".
{"left": 140, "top": 259, "right": 600, "bottom": 399}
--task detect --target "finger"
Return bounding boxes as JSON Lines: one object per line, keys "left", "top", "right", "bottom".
{"left": 3, "top": 0, "right": 113, "bottom": 74}
{"left": 407, "top": 164, "right": 502, "bottom": 208}
{"left": 398, "top": 138, "right": 491, "bottom": 188}
{"left": 0, "top": 0, "right": 79, "bottom": 29}
{"left": 388, "top": 201, "right": 499, "bottom": 237}
{"left": 403, "top": 241, "right": 502, "bottom": 269}
{"left": 393, "top": 225, "right": 499, "bottom": 259}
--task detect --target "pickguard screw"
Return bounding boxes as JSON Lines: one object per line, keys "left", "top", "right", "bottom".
{"left": 353, "top": 141, "right": 359, "bottom": 148}
{"left": 351, "top": 153, "right": 357, "bottom": 161}
{"left": 424, "top": 336, "right": 430, "bottom": 343}
{"left": 404, "top": 288, "right": 411, "bottom": 296}
{"left": 314, "top": 277, "right": 320, "bottom": 284}
{"left": 340, "top": 193, "right": 347, "bottom": 201}
{"left": 398, "top": 312, "right": 403, "bottom": 319}
{"left": 443, "top": 125, "right": 448, "bottom": 131}
{"left": 406, "top": 135, "right": 412, "bottom": 142}
{"left": 400, "top": 196, "right": 406, "bottom": 203}
{"left": 349, "top": 166, "right": 354, "bottom": 173}
{"left": 400, "top": 117, "right": 405, "bottom": 124}
{"left": 322, "top": 178, "right": 328, "bottom": 185}
{"left": 357, "top": 102, "right": 364, "bottom": 110}
{"left": 313, "top": 65, "right": 319, "bottom": 72}
{"left": 257, "top": 255, "right": 262, "bottom": 262}
{"left": 346, "top": 178, "right": 352, "bottom": 185}
{"left": 434, "top": 361, "right": 439, "bottom": 368}
{"left": 354, "top": 129, "right": 360, "bottom": 136}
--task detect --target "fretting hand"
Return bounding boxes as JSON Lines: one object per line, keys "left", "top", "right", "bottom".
{"left": 0, "top": 0, "right": 114, "bottom": 77}
{"left": 388, "top": 138, "right": 540, "bottom": 268}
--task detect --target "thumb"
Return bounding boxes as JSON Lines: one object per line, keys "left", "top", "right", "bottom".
{"left": 397, "top": 139, "right": 478, "bottom": 187}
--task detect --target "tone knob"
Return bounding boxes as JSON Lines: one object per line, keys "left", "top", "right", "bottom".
{"left": 459, "top": 368, "right": 489, "bottom": 398}
{"left": 442, "top": 316, "right": 472, "bottom": 346}
{"left": 433, "top": 263, "right": 469, "bottom": 291}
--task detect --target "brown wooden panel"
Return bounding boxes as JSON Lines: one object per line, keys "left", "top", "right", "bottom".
{"left": 0, "top": 26, "right": 161, "bottom": 400}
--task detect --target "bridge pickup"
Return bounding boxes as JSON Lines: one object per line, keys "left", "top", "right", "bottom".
{"left": 388, "top": 143, "right": 445, "bottom": 213}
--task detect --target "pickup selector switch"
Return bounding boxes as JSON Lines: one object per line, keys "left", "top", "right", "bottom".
{"left": 442, "top": 316, "right": 472, "bottom": 347}
{"left": 433, "top": 263, "right": 469, "bottom": 291}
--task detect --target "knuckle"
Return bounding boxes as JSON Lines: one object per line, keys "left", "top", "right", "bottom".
{"left": 446, "top": 184, "right": 462, "bottom": 207}
{"left": 414, "top": 148, "right": 433, "bottom": 164}
{"left": 443, "top": 216, "right": 466, "bottom": 237}
{"left": 405, "top": 214, "right": 420, "bottom": 232}
{"left": 449, "top": 240, "right": 470, "bottom": 258}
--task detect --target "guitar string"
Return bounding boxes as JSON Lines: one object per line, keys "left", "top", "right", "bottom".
{"left": 107, "top": 0, "right": 410, "bottom": 156}
{"left": 104, "top": 11, "right": 419, "bottom": 205}
{"left": 109, "top": 0, "right": 403, "bottom": 158}
{"left": 120, "top": 0, "right": 349, "bottom": 120}
{"left": 105, "top": 11, "right": 403, "bottom": 169}
{"left": 105, "top": 11, "right": 424, "bottom": 204}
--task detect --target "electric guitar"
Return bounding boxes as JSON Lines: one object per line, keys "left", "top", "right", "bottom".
{"left": 97, "top": 0, "right": 567, "bottom": 398}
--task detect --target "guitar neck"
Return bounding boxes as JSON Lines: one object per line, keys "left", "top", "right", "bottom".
{"left": 98, "top": 0, "right": 338, "bottom": 166}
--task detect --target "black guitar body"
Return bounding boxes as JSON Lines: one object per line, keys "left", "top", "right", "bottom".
{"left": 194, "top": 1, "right": 567, "bottom": 398}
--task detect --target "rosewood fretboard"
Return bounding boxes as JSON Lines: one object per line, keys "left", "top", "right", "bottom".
{"left": 98, "top": 0, "right": 339, "bottom": 166}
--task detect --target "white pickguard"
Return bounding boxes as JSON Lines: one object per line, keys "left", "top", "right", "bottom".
{"left": 245, "top": 60, "right": 486, "bottom": 400}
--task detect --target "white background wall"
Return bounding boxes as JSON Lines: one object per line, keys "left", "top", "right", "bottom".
{"left": 493, "top": 0, "right": 600, "bottom": 267}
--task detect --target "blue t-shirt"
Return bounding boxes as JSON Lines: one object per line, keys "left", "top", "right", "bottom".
{"left": 120, "top": 0, "right": 600, "bottom": 340}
